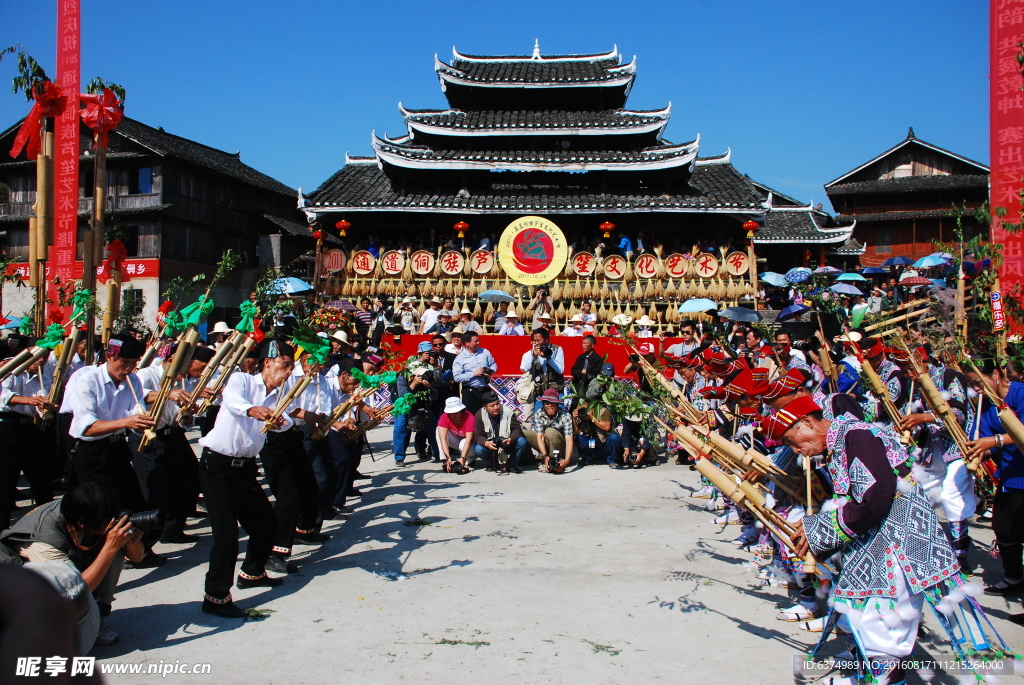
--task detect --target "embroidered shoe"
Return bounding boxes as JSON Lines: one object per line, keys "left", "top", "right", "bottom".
{"left": 713, "top": 510, "right": 741, "bottom": 525}
{"left": 776, "top": 604, "right": 817, "bottom": 622}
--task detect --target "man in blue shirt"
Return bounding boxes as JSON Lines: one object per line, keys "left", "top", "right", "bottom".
{"left": 965, "top": 361, "right": 1024, "bottom": 606}
{"left": 453, "top": 332, "right": 497, "bottom": 414}
{"left": 616, "top": 233, "right": 633, "bottom": 256}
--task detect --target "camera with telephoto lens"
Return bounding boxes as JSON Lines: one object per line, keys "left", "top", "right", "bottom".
{"left": 791, "top": 339, "right": 818, "bottom": 352}
{"left": 116, "top": 509, "right": 163, "bottom": 533}
{"left": 494, "top": 437, "right": 511, "bottom": 452}
{"left": 419, "top": 369, "right": 436, "bottom": 385}
{"left": 628, "top": 353, "right": 640, "bottom": 363}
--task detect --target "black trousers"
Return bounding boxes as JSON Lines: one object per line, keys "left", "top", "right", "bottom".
{"left": 260, "top": 430, "right": 319, "bottom": 555}
{"left": 200, "top": 406, "right": 220, "bottom": 437}
{"left": 70, "top": 435, "right": 145, "bottom": 512}
{"left": 461, "top": 386, "right": 489, "bottom": 415}
{"left": 301, "top": 425, "right": 336, "bottom": 530}
{"left": 1, "top": 413, "right": 53, "bottom": 508}
{"left": 158, "top": 427, "right": 201, "bottom": 536}
{"left": 326, "top": 432, "right": 359, "bottom": 509}
{"left": 993, "top": 488, "right": 1024, "bottom": 579}
{"left": 199, "top": 449, "right": 276, "bottom": 601}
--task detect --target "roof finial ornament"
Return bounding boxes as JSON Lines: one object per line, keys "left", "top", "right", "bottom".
{"left": 907, "top": 126, "right": 916, "bottom": 139}
{"left": 532, "top": 39, "right": 541, "bottom": 60}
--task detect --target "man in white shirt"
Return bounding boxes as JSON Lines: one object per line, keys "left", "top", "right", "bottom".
{"left": 196, "top": 339, "right": 295, "bottom": 618}
{"left": 419, "top": 297, "right": 443, "bottom": 334}
{"left": 497, "top": 310, "right": 525, "bottom": 336}
{"left": 664, "top": 319, "right": 702, "bottom": 386}
{"left": 68, "top": 333, "right": 154, "bottom": 516}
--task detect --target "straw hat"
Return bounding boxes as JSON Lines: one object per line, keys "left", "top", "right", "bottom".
{"left": 569, "top": 313, "right": 584, "bottom": 323}
{"left": 611, "top": 314, "right": 632, "bottom": 326}
{"left": 430, "top": 296, "right": 443, "bottom": 305}
{"left": 636, "top": 315, "right": 657, "bottom": 326}
{"left": 505, "top": 308, "right": 519, "bottom": 318}
{"left": 331, "top": 330, "right": 352, "bottom": 347}
{"left": 460, "top": 307, "right": 472, "bottom": 315}
{"left": 211, "top": 321, "right": 231, "bottom": 334}
{"left": 537, "top": 312, "right": 555, "bottom": 321}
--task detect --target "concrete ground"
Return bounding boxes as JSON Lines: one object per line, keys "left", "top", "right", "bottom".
{"left": 58, "top": 427, "right": 1024, "bottom": 684}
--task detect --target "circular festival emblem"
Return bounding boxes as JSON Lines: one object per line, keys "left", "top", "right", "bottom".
{"left": 440, "top": 250, "right": 466, "bottom": 276}
{"left": 634, "top": 253, "right": 658, "bottom": 279}
{"left": 665, "top": 253, "right": 688, "bottom": 278}
{"left": 572, "top": 251, "right": 596, "bottom": 277}
{"left": 379, "top": 250, "right": 405, "bottom": 275}
{"left": 724, "top": 251, "right": 750, "bottom": 276}
{"left": 410, "top": 250, "right": 435, "bottom": 275}
{"left": 323, "top": 249, "right": 347, "bottom": 274}
{"left": 351, "top": 250, "right": 376, "bottom": 275}
{"left": 602, "top": 254, "right": 626, "bottom": 280}
{"left": 469, "top": 249, "right": 494, "bottom": 274}
{"left": 497, "top": 216, "right": 569, "bottom": 285}
{"left": 691, "top": 252, "right": 720, "bottom": 279}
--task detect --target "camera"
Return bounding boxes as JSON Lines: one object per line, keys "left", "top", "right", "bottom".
{"left": 792, "top": 339, "right": 818, "bottom": 352}
{"left": 116, "top": 509, "right": 163, "bottom": 533}
{"left": 420, "top": 369, "right": 436, "bottom": 385}
{"left": 628, "top": 353, "right": 640, "bottom": 363}
{"left": 540, "top": 343, "right": 553, "bottom": 359}
{"left": 481, "top": 367, "right": 493, "bottom": 376}
{"left": 494, "top": 437, "right": 510, "bottom": 452}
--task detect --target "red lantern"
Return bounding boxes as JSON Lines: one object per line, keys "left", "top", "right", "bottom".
{"left": 742, "top": 219, "right": 760, "bottom": 236}
{"left": 454, "top": 220, "right": 469, "bottom": 239}
{"left": 599, "top": 221, "right": 615, "bottom": 239}
{"left": 335, "top": 219, "right": 351, "bottom": 237}
{"left": 312, "top": 230, "right": 325, "bottom": 240}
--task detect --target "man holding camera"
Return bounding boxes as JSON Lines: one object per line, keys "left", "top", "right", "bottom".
{"left": 453, "top": 332, "right": 497, "bottom": 414}
{"left": 519, "top": 329, "right": 564, "bottom": 420}
{"left": 1, "top": 483, "right": 145, "bottom": 646}
{"left": 473, "top": 392, "right": 528, "bottom": 474}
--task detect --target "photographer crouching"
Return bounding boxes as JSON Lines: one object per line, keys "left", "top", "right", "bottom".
{"left": 1, "top": 483, "right": 146, "bottom": 646}
{"left": 472, "top": 392, "right": 528, "bottom": 474}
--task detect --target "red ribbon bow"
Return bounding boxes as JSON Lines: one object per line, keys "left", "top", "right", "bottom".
{"left": 97, "top": 239, "right": 130, "bottom": 285}
{"left": 47, "top": 309, "right": 66, "bottom": 326}
{"left": 9, "top": 82, "right": 67, "bottom": 160}
{"left": 79, "top": 88, "right": 123, "bottom": 148}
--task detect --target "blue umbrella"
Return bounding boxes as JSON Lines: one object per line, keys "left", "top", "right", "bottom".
{"left": 719, "top": 306, "right": 761, "bottom": 323}
{"left": 929, "top": 279, "right": 947, "bottom": 289}
{"left": 881, "top": 256, "right": 913, "bottom": 267}
{"left": 679, "top": 298, "right": 717, "bottom": 313}
{"left": 785, "top": 267, "right": 812, "bottom": 284}
{"left": 963, "top": 259, "right": 992, "bottom": 278}
{"left": 836, "top": 272, "right": 868, "bottom": 282}
{"left": 478, "top": 289, "right": 515, "bottom": 303}
{"left": 269, "top": 277, "right": 313, "bottom": 295}
{"left": 830, "top": 283, "right": 863, "bottom": 296}
{"left": 761, "top": 272, "right": 788, "bottom": 287}
{"left": 0, "top": 316, "right": 22, "bottom": 330}
{"left": 776, "top": 304, "right": 811, "bottom": 322}
{"left": 813, "top": 266, "right": 841, "bottom": 275}
{"left": 861, "top": 267, "right": 887, "bottom": 275}
{"left": 913, "top": 254, "right": 948, "bottom": 268}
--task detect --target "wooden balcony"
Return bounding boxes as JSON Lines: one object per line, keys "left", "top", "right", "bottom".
{"left": 0, "top": 192, "right": 163, "bottom": 217}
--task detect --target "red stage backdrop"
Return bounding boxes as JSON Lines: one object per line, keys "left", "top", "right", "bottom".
{"left": 381, "top": 335, "right": 685, "bottom": 379}
{"left": 991, "top": 0, "right": 1024, "bottom": 301}
{"left": 52, "top": 0, "right": 80, "bottom": 300}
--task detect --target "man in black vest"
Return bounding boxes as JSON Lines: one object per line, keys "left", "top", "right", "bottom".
{"left": 570, "top": 334, "right": 602, "bottom": 396}
{"left": 1, "top": 483, "right": 143, "bottom": 646}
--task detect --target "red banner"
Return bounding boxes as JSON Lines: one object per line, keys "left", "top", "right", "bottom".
{"left": 6, "top": 258, "right": 159, "bottom": 281}
{"left": 51, "top": 0, "right": 80, "bottom": 297}
{"left": 991, "top": 0, "right": 1024, "bottom": 302}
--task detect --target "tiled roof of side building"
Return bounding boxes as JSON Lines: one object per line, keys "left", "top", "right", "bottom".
{"left": 0, "top": 203, "right": 172, "bottom": 224}
{"left": 400, "top": 107, "right": 671, "bottom": 133}
{"left": 825, "top": 174, "right": 989, "bottom": 197}
{"left": 305, "top": 158, "right": 765, "bottom": 214}
{"left": 835, "top": 207, "right": 984, "bottom": 222}
{"left": 757, "top": 208, "right": 855, "bottom": 244}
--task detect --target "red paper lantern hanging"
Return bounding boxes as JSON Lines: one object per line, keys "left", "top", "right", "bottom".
{"left": 742, "top": 219, "right": 760, "bottom": 238}
{"left": 335, "top": 219, "right": 351, "bottom": 237}
{"left": 454, "top": 220, "right": 470, "bottom": 239}
{"left": 312, "top": 229, "right": 325, "bottom": 240}
{"left": 599, "top": 221, "right": 615, "bottom": 239}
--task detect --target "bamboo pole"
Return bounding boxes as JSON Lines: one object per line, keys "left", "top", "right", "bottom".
{"left": 83, "top": 134, "right": 107, "bottom": 360}
{"left": 33, "top": 129, "right": 54, "bottom": 335}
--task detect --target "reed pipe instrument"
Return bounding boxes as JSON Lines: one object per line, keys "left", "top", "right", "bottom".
{"left": 260, "top": 374, "right": 312, "bottom": 434}
{"left": 175, "top": 330, "right": 243, "bottom": 426}
{"left": 312, "top": 385, "right": 378, "bottom": 440}
{"left": 847, "top": 337, "right": 913, "bottom": 445}
{"left": 39, "top": 326, "right": 81, "bottom": 430}
{"left": 137, "top": 329, "right": 199, "bottom": 450}
{"left": 192, "top": 336, "right": 257, "bottom": 418}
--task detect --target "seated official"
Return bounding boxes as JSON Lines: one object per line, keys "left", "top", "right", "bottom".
{"left": 472, "top": 392, "right": 528, "bottom": 474}
{"left": 523, "top": 389, "right": 574, "bottom": 474}
{"left": 0, "top": 483, "right": 144, "bottom": 647}
{"left": 436, "top": 397, "right": 475, "bottom": 474}
{"left": 496, "top": 310, "right": 525, "bottom": 336}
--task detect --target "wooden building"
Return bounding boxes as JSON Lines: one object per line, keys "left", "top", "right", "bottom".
{"left": 302, "top": 45, "right": 852, "bottom": 305}
{"left": 824, "top": 128, "right": 989, "bottom": 267}
{"left": 0, "top": 117, "right": 311, "bottom": 329}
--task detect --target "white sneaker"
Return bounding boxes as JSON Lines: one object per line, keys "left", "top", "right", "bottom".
{"left": 732, "top": 528, "right": 758, "bottom": 546}
{"left": 706, "top": 497, "right": 725, "bottom": 511}
{"left": 776, "top": 604, "right": 817, "bottom": 622}
{"left": 692, "top": 485, "right": 713, "bottom": 499}
{"left": 714, "top": 510, "right": 741, "bottom": 525}
{"left": 94, "top": 628, "right": 120, "bottom": 646}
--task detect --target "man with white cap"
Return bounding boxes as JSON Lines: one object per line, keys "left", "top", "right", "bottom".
{"left": 488, "top": 301, "right": 511, "bottom": 332}
{"left": 454, "top": 308, "right": 482, "bottom": 335}
{"left": 398, "top": 297, "right": 419, "bottom": 334}
{"left": 209, "top": 321, "right": 232, "bottom": 348}
{"left": 533, "top": 311, "right": 556, "bottom": 336}
{"left": 561, "top": 313, "right": 591, "bottom": 337}
{"left": 424, "top": 309, "right": 456, "bottom": 338}
{"left": 419, "top": 297, "right": 443, "bottom": 334}
{"left": 497, "top": 310, "right": 524, "bottom": 336}
{"left": 634, "top": 315, "right": 657, "bottom": 338}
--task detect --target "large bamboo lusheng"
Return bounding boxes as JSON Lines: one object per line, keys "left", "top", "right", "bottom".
{"left": 260, "top": 374, "right": 312, "bottom": 434}
{"left": 137, "top": 329, "right": 199, "bottom": 450}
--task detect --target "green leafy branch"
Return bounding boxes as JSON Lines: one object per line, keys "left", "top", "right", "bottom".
{"left": 84, "top": 77, "right": 126, "bottom": 105}
{"left": 0, "top": 44, "right": 49, "bottom": 99}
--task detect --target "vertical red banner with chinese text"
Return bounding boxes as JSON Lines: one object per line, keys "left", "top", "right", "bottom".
{"left": 52, "top": 0, "right": 80, "bottom": 310}
{"left": 991, "top": 1, "right": 1024, "bottom": 312}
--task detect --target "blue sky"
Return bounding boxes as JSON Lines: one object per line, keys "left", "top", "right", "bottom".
{"left": 1, "top": 0, "right": 988, "bottom": 212}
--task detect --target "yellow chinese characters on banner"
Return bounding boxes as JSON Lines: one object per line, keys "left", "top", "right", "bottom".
{"left": 496, "top": 216, "right": 569, "bottom": 284}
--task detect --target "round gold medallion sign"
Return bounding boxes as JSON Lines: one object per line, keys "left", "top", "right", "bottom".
{"left": 496, "top": 216, "right": 569, "bottom": 285}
